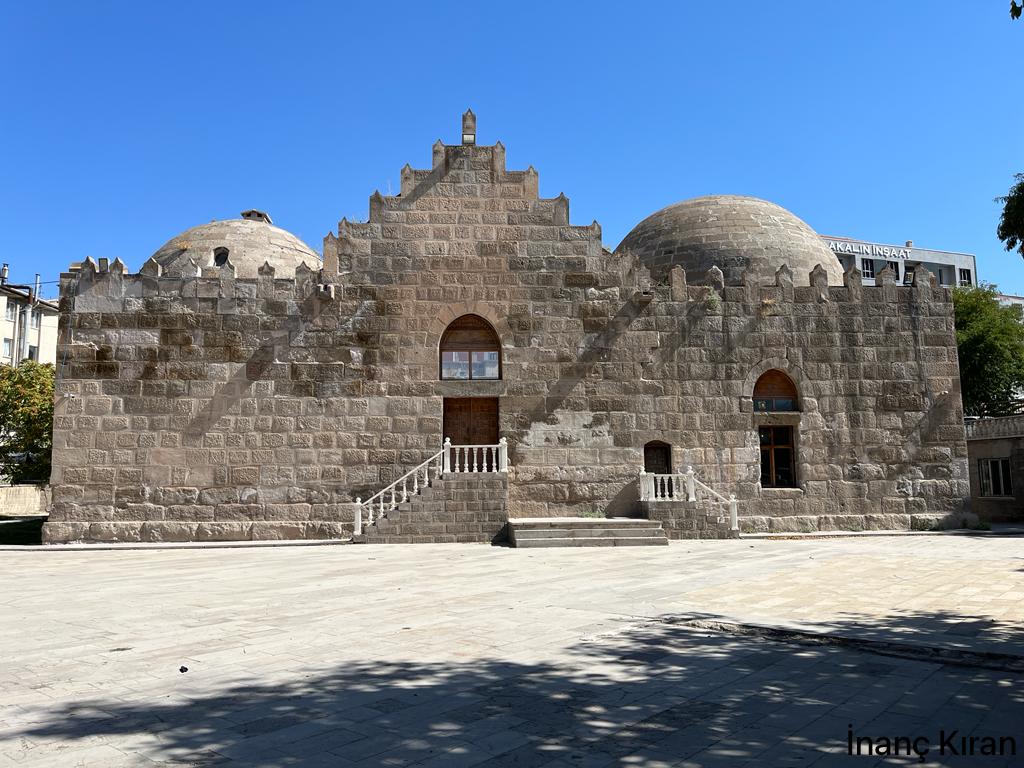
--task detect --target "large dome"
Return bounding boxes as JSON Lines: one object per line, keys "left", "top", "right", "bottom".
{"left": 151, "top": 211, "right": 321, "bottom": 279}
{"left": 615, "top": 195, "right": 843, "bottom": 287}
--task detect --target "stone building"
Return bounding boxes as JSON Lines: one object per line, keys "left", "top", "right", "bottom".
{"left": 965, "top": 415, "right": 1024, "bottom": 523}
{"left": 43, "top": 112, "right": 973, "bottom": 545}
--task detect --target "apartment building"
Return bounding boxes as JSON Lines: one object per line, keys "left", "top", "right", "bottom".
{"left": 0, "top": 265, "right": 58, "bottom": 366}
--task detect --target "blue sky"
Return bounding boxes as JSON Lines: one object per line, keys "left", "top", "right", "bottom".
{"left": 2, "top": 2, "right": 1022, "bottom": 296}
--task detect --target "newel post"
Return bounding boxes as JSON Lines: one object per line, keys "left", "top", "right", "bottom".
{"left": 638, "top": 469, "right": 650, "bottom": 501}
{"left": 685, "top": 466, "right": 697, "bottom": 503}
{"left": 354, "top": 498, "right": 363, "bottom": 536}
{"left": 443, "top": 437, "right": 452, "bottom": 474}
{"left": 498, "top": 437, "right": 508, "bottom": 472}
{"left": 729, "top": 494, "right": 738, "bottom": 531}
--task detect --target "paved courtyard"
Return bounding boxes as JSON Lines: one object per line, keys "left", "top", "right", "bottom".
{"left": 1, "top": 536, "right": 1023, "bottom": 767}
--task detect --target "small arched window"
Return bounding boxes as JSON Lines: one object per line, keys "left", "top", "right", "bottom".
{"left": 440, "top": 314, "right": 501, "bottom": 380}
{"left": 753, "top": 370, "right": 799, "bottom": 412}
{"left": 213, "top": 247, "right": 230, "bottom": 266}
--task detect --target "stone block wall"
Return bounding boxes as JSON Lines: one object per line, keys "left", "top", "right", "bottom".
{"left": 44, "top": 122, "right": 972, "bottom": 542}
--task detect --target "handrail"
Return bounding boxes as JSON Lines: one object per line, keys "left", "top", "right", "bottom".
{"left": 639, "top": 466, "right": 738, "bottom": 531}
{"left": 354, "top": 437, "right": 510, "bottom": 537}
{"left": 355, "top": 449, "right": 444, "bottom": 535}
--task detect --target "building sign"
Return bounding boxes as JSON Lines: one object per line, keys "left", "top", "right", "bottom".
{"left": 826, "top": 240, "right": 912, "bottom": 260}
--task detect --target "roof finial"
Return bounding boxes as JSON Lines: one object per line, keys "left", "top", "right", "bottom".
{"left": 462, "top": 109, "right": 476, "bottom": 145}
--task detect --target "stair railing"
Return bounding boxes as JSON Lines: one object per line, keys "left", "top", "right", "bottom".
{"left": 639, "top": 466, "right": 738, "bottom": 531}
{"left": 354, "top": 437, "right": 510, "bottom": 536}
{"left": 355, "top": 449, "right": 444, "bottom": 535}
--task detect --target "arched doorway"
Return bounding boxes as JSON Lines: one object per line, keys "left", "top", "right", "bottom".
{"left": 440, "top": 315, "right": 501, "bottom": 445}
{"left": 643, "top": 441, "right": 672, "bottom": 475}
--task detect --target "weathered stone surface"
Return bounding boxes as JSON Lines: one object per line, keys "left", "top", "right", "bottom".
{"left": 44, "top": 114, "right": 972, "bottom": 543}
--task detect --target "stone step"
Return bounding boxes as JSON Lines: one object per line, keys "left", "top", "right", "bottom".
{"left": 512, "top": 536, "right": 669, "bottom": 548}
{"left": 509, "top": 517, "right": 657, "bottom": 529}
{"left": 508, "top": 517, "right": 668, "bottom": 548}
{"left": 512, "top": 527, "right": 665, "bottom": 539}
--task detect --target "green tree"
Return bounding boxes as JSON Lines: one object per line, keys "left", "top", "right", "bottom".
{"left": 1013, "top": 1, "right": 1022, "bottom": 20}
{"left": 953, "top": 283, "right": 1024, "bottom": 416}
{"left": 0, "top": 361, "right": 55, "bottom": 484}
{"left": 997, "top": 173, "right": 1024, "bottom": 258}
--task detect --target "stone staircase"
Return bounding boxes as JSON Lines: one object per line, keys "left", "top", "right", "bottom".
{"left": 508, "top": 518, "right": 669, "bottom": 548}
{"left": 358, "top": 474, "right": 509, "bottom": 544}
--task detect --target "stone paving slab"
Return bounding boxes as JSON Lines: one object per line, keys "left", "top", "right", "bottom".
{"left": 1, "top": 538, "right": 1022, "bottom": 766}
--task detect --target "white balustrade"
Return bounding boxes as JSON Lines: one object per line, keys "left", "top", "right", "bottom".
{"left": 442, "top": 437, "right": 508, "bottom": 474}
{"left": 355, "top": 438, "right": 510, "bottom": 537}
{"left": 639, "top": 465, "right": 739, "bottom": 532}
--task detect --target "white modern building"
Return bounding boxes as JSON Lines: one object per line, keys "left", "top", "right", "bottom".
{"left": 0, "top": 265, "right": 59, "bottom": 366}
{"left": 822, "top": 236, "right": 976, "bottom": 288}
{"left": 997, "top": 293, "right": 1024, "bottom": 309}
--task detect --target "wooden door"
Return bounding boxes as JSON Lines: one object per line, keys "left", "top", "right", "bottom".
{"left": 443, "top": 398, "right": 499, "bottom": 444}
{"left": 643, "top": 442, "right": 672, "bottom": 475}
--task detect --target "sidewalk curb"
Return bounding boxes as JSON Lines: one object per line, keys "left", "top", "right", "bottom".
{"left": 0, "top": 538, "right": 352, "bottom": 552}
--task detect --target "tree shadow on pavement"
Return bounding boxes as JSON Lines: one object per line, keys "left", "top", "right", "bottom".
{"left": 9, "top": 613, "right": 1024, "bottom": 767}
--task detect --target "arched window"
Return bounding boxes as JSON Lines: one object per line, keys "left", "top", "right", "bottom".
{"left": 213, "top": 247, "right": 230, "bottom": 266}
{"left": 753, "top": 370, "right": 798, "bottom": 412}
{"left": 753, "top": 370, "right": 799, "bottom": 488}
{"left": 440, "top": 314, "right": 501, "bottom": 380}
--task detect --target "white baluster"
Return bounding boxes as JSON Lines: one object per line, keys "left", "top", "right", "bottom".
{"left": 489, "top": 446, "right": 496, "bottom": 472}
{"left": 412, "top": 470, "right": 419, "bottom": 496}
{"left": 390, "top": 488, "right": 397, "bottom": 511}
{"left": 729, "top": 494, "right": 738, "bottom": 531}
{"left": 498, "top": 437, "right": 508, "bottom": 472}
{"left": 685, "top": 466, "right": 697, "bottom": 503}
{"left": 378, "top": 495, "right": 383, "bottom": 520}
{"left": 470, "top": 447, "right": 477, "bottom": 473}
{"left": 354, "top": 498, "right": 362, "bottom": 536}
{"left": 443, "top": 437, "right": 451, "bottom": 474}
{"left": 401, "top": 477, "right": 408, "bottom": 503}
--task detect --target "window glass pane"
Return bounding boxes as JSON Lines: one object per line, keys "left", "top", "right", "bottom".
{"left": 760, "top": 448, "right": 771, "bottom": 485}
{"left": 759, "top": 427, "right": 771, "bottom": 446}
{"left": 979, "top": 460, "right": 992, "bottom": 496}
{"left": 471, "top": 351, "right": 499, "bottom": 379}
{"left": 441, "top": 351, "right": 469, "bottom": 380}
{"left": 774, "top": 448, "right": 793, "bottom": 486}
{"left": 1002, "top": 459, "right": 1013, "bottom": 496}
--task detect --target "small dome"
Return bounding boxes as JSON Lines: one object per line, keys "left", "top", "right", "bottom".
{"left": 151, "top": 213, "right": 321, "bottom": 278}
{"left": 615, "top": 195, "right": 843, "bottom": 287}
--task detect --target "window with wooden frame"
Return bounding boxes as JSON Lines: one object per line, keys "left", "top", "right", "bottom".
{"left": 979, "top": 458, "right": 1013, "bottom": 497}
{"left": 439, "top": 314, "right": 501, "bottom": 380}
{"left": 759, "top": 425, "right": 796, "bottom": 488}
{"left": 753, "top": 370, "right": 799, "bottom": 412}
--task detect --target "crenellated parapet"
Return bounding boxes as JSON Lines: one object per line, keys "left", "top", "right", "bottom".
{"left": 645, "top": 261, "right": 953, "bottom": 311}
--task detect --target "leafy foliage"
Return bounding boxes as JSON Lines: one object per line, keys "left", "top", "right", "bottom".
{"left": 997, "top": 173, "right": 1024, "bottom": 258}
{"left": 952, "top": 284, "right": 1024, "bottom": 416}
{"left": 0, "top": 361, "right": 55, "bottom": 484}
{"left": 1013, "top": 1, "right": 1022, "bottom": 20}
